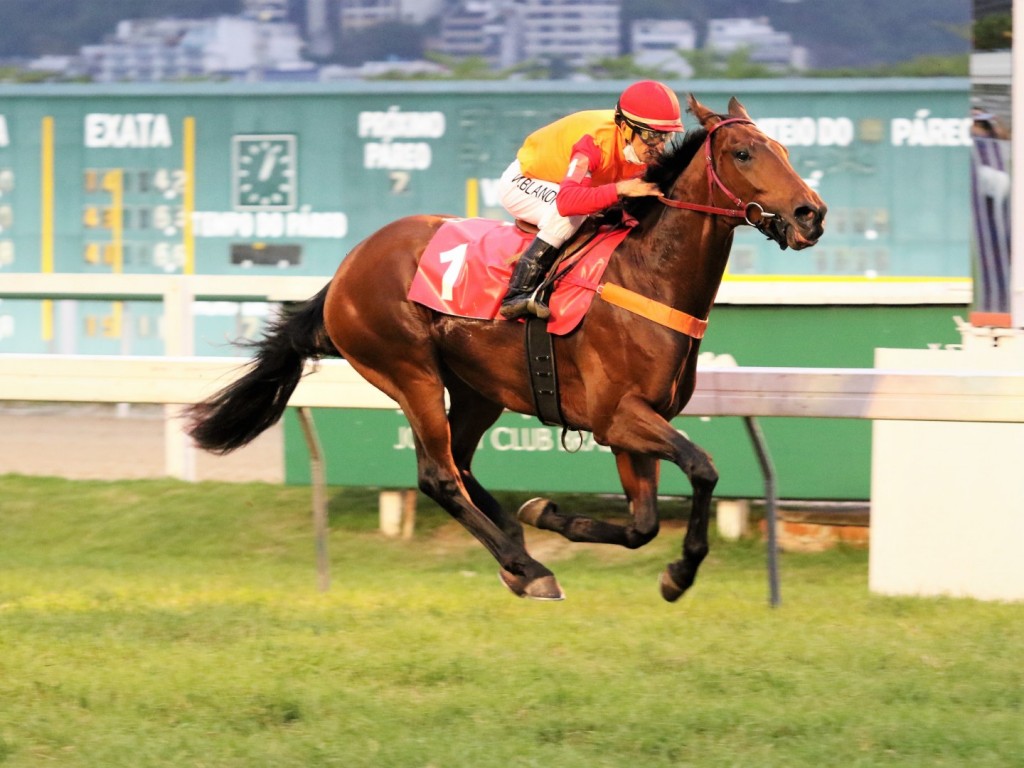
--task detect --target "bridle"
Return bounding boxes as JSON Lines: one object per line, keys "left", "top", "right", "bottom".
{"left": 657, "top": 117, "right": 779, "bottom": 232}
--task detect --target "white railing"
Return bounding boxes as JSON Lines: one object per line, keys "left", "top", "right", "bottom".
{"left": 0, "top": 273, "right": 328, "bottom": 357}
{"left": 3, "top": 354, "right": 1024, "bottom": 422}
{"left": 3, "top": 274, "right": 1020, "bottom": 604}
{"left": 0, "top": 354, "right": 395, "bottom": 409}
{"left": 0, "top": 272, "right": 327, "bottom": 301}
{"left": 0, "top": 271, "right": 973, "bottom": 305}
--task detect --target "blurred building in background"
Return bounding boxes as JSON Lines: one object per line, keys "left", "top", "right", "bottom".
{"left": 29, "top": 0, "right": 815, "bottom": 81}
{"left": 516, "top": 0, "right": 621, "bottom": 69}
{"left": 630, "top": 19, "right": 696, "bottom": 77}
{"left": 339, "top": 0, "right": 444, "bottom": 30}
{"left": 79, "top": 14, "right": 312, "bottom": 82}
{"left": 705, "top": 16, "right": 808, "bottom": 72}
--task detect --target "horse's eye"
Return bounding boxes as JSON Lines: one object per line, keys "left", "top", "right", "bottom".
{"left": 734, "top": 149, "right": 751, "bottom": 162}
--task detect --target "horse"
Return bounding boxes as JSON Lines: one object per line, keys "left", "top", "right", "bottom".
{"left": 187, "top": 94, "right": 826, "bottom": 602}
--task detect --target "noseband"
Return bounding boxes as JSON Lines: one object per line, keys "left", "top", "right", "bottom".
{"left": 657, "top": 117, "right": 779, "bottom": 231}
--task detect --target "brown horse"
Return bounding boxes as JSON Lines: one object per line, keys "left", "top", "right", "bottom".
{"left": 188, "top": 95, "right": 826, "bottom": 602}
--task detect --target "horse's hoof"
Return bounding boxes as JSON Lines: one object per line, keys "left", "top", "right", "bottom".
{"left": 517, "top": 497, "right": 554, "bottom": 527}
{"left": 499, "top": 569, "right": 565, "bottom": 601}
{"left": 659, "top": 569, "right": 685, "bottom": 603}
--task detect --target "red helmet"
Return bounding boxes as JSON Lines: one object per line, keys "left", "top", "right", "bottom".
{"left": 616, "top": 80, "right": 684, "bottom": 132}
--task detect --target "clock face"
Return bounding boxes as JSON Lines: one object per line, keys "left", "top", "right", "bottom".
{"left": 232, "top": 134, "right": 297, "bottom": 211}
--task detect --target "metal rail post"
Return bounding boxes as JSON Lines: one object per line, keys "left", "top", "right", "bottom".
{"left": 743, "top": 416, "right": 781, "bottom": 607}
{"left": 297, "top": 406, "right": 330, "bottom": 592}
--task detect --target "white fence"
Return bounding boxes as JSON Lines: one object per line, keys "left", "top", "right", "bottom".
{"left": 4, "top": 353, "right": 1024, "bottom": 421}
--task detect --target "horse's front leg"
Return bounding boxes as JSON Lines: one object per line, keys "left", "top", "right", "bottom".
{"left": 599, "top": 396, "right": 719, "bottom": 602}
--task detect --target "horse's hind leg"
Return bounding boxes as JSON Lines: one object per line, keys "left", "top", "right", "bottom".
{"left": 445, "top": 373, "right": 525, "bottom": 547}
{"left": 519, "top": 450, "right": 660, "bottom": 549}
{"left": 391, "top": 367, "right": 562, "bottom": 600}
{"left": 408, "top": 427, "right": 560, "bottom": 599}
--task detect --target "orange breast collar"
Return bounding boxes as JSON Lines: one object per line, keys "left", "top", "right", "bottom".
{"left": 597, "top": 283, "right": 708, "bottom": 339}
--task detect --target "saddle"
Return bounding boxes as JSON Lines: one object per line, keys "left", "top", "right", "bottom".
{"left": 516, "top": 214, "right": 615, "bottom": 299}
{"left": 406, "top": 213, "right": 633, "bottom": 336}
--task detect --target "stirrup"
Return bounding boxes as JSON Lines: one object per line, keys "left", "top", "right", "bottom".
{"left": 525, "top": 292, "right": 551, "bottom": 320}
{"left": 501, "top": 287, "right": 550, "bottom": 320}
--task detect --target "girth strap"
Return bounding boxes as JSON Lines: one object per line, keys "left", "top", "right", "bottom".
{"left": 524, "top": 317, "right": 565, "bottom": 427}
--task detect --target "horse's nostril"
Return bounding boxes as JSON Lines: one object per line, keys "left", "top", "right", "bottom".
{"left": 795, "top": 205, "right": 826, "bottom": 229}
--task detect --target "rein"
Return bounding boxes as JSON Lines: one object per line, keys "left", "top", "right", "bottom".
{"left": 656, "top": 117, "right": 777, "bottom": 230}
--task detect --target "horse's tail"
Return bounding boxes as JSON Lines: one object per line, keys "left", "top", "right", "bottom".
{"left": 186, "top": 284, "right": 339, "bottom": 454}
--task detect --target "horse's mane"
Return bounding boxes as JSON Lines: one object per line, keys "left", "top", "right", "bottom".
{"left": 621, "top": 125, "right": 709, "bottom": 221}
{"left": 644, "top": 126, "right": 709, "bottom": 189}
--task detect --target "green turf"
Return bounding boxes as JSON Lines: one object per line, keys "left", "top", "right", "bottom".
{"left": 0, "top": 476, "right": 1021, "bottom": 767}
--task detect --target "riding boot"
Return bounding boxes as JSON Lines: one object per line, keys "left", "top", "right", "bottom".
{"left": 499, "top": 237, "right": 560, "bottom": 320}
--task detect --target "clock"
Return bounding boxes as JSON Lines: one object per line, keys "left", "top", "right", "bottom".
{"left": 232, "top": 134, "right": 297, "bottom": 211}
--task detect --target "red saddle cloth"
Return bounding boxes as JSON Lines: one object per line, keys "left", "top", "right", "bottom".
{"left": 407, "top": 217, "right": 631, "bottom": 336}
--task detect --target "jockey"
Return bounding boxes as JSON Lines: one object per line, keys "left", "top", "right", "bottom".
{"left": 497, "top": 80, "right": 685, "bottom": 320}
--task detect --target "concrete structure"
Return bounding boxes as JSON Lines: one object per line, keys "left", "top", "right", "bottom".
{"left": 80, "top": 19, "right": 208, "bottom": 82}
{"left": 870, "top": 335, "right": 1024, "bottom": 602}
{"left": 971, "top": 50, "right": 1011, "bottom": 127}
{"left": 79, "top": 16, "right": 312, "bottom": 82}
{"left": 433, "top": 0, "right": 622, "bottom": 70}
{"left": 338, "top": 0, "right": 401, "bottom": 30}
{"left": 631, "top": 19, "right": 695, "bottom": 77}
{"left": 243, "top": 0, "right": 290, "bottom": 21}
{"left": 319, "top": 59, "right": 449, "bottom": 79}
{"left": 339, "top": 0, "right": 444, "bottom": 31}
{"left": 68, "top": 3, "right": 820, "bottom": 80}
{"left": 518, "top": 0, "right": 620, "bottom": 69}
{"left": 706, "top": 16, "right": 808, "bottom": 72}
{"left": 305, "top": 0, "right": 336, "bottom": 57}
{"left": 438, "top": 1, "right": 520, "bottom": 70}
{"left": 191, "top": 16, "right": 309, "bottom": 79}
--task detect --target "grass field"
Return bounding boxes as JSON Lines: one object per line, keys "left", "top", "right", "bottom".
{"left": 1, "top": 475, "right": 1022, "bottom": 768}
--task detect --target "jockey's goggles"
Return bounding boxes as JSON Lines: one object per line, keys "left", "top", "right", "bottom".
{"left": 624, "top": 118, "right": 672, "bottom": 148}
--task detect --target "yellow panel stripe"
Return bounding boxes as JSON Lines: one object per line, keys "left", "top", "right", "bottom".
{"left": 465, "top": 177, "right": 479, "bottom": 219}
{"left": 108, "top": 169, "right": 123, "bottom": 273}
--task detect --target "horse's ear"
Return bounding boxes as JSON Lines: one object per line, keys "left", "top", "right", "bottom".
{"left": 687, "top": 93, "right": 718, "bottom": 127}
{"left": 727, "top": 97, "right": 752, "bottom": 121}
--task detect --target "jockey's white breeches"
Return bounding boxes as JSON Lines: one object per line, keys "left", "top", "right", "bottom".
{"left": 497, "top": 159, "right": 585, "bottom": 247}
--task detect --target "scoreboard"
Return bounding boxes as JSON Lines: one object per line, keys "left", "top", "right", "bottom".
{"left": 0, "top": 78, "right": 970, "bottom": 357}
